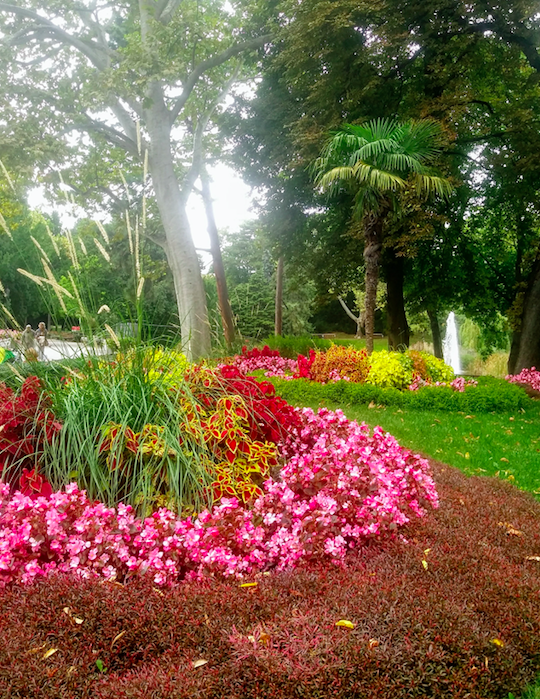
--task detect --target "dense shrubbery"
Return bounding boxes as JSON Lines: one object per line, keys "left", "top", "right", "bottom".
{"left": 270, "top": 375, "right": 529, "bottom": 413}
{"left": 1, "top": 462, "right": 539, "bottom": 699}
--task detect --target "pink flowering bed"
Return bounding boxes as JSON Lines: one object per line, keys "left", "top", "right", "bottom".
{"left": 506, "top": 367, "right": 540, "bottom": 393}
{"left": 0, "top": 407, "right": 438, "bottom": 588}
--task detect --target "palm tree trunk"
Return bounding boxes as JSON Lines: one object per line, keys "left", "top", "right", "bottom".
{"left": 363, "top": 212, "right": 385, "bottom": 355}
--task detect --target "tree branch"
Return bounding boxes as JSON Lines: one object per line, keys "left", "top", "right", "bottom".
{"left": 0, "top": 3, "right": 111, "bottom": 69}
{"left": 180, "top": 62, "right": 242, "bottom": 200}
{"left": 74, "top": 115, "right": 139, "bottom": 156}
{"left": 169, "top": 34, "right": 271, "bottom": 124}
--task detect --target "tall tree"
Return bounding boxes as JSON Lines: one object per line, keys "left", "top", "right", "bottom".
{"left": 0, "top": 0, "right": 270, "bottom": 358}
{"left": 314, "top": 118, "right": 452, "bottom": 354}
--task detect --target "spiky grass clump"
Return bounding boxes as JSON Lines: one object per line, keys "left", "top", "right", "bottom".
{"left": 43, "top": 346, "right": 212, "bottom": 515}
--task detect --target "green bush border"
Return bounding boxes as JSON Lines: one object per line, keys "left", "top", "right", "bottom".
{"left": 269, "top": 375, "right": 530, "bottom": 413}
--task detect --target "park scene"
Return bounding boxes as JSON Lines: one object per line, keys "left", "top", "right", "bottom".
{"left": 0, "top": 1, "right": 540, "bottom": 697}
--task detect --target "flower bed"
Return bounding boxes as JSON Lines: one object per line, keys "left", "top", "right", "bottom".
{"left": 0, "top": 404, "right": 438, "bottom": 587}
{"left": 233, "top": 344, "right": 477, "bottom": 392}
{"left": 506, "top": 367, "right": 540, "bottom": 396}
{"left": 2, "top": 460, "right": 539, "bottom": 699}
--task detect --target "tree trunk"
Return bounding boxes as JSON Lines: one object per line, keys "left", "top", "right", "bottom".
{"left": 146, "top": 98, "right": 211, "bottom": 360}
{"left": 384, "top": 249, "right": 409, "bottom": 350}
{"left": 363, "top": 212, "right": 385, "bottom": 355}
{"left": 275, "top": 255, "right": 284, "bottom": 336}
{"left": 427, "top": 307, "right": 443, "bottom": 359}
{"left": 200, "top": 165, "right": 236, "bottom": 349}
{"left": 510, "top": 255, "right": 540, "bottom": 373}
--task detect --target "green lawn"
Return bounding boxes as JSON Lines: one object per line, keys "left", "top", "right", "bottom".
{"left": 291, "top": 397, "right": 540, "bottom": 496}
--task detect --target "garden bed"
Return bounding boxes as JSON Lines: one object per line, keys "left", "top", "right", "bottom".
{"left": 1, "top": 458, "right": 539, "bottom": 698}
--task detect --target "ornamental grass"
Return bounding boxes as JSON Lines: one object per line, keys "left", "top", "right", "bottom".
{"left": 1, "top": 460, "right": 539, "bottom": 698}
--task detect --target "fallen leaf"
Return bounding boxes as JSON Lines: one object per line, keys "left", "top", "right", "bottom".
{"left": 423, "top": 548, "right": 431, "bottom": 556}
{"left": 111, "top": 631, "right": 126, "bottom": 649}
{"left": 62, "top": 607, "right": 71, "bottom": 616}
{"left": 73, "top": 617, "right": 84, "bottom": 625}
{"left": 192, "top": 659, "right": 208, "bottom": 668}
{"left": 500, "top": 457, "right": 509, "bottom": 463}
{"left": 259, "top": 631, "right": 271, "bottom": 645}
{"left": 465, "top": 415, "right": 474, "bottom": 419}
{"left": 27, "top": 643, "right": 47, "bottom": 655}
{"left": 525, "top": 555, "right": 540, "bottom": 561}
{"left": 490, "top": 638, "right": 504, "bottom": 647}
{"left": 368, "top": 638, "right": 380, "bottom": 649}
{"left": 465, "top": 452, "right": 470, "bottom": 459}
{"left": 335, "top": 619, "right": 355, "bottom": 629}
{"left": 247, "top": 635, "right": 256, "bottom": 643}
{"left": 42, "top": 648, "right": 59, "bottom": 660}
{"left": 422, "top": 559, "right": 428, "bottom": 571}
{"left": 368, "top": 401, "right": 376, "bottom": 409}
{"left": 239, "top": 582, "right": 258, "bottom": 588}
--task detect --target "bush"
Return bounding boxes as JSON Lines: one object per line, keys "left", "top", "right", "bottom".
{"left": 1, "top": 461, "right": 540, "bottom": 698}
{"left": 309, "top": 344, "right": 370, "bottom": 383}
{"left": 270, "top": 375, "right": 530, "bottom": 413}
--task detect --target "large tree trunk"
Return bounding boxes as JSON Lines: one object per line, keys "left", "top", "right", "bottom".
{"left": 147, "top": 97, "right": 211, "bottom": 360}
{"left": 384, "top": 249, "right": 409, "bottom": 350}
{"left": 275, "top": 255, "right": 284, "bottom": 336}
{"left": 427, "top": 307, "right": 443, "bottom": 359}
{"left": 509, "top": 255, "right": 540, "bottom": 373}
{"left": 200, "top": 165, "right": 236, "bottom": 349}
{"left": 363, "top": 212, "right": 385, "bottom": 355}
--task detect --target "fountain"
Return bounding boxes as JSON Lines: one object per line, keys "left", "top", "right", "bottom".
{"left": 443, "top": 312, "right": 462, "bottom": 374}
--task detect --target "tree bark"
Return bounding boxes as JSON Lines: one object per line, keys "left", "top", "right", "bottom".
{"left": 363, "top": 212, "right": 385, "bottom": 355}
{"left": 146, "top": 95, "right": 211, "bottom": 360}
{"left": 427, "top": 307, "right": 443, "bottom": 359}
{"left": 275, "top": 256, "right": 284, "bottom": 336}
{"left": 200, "top": 165, "right": 236, "bottom": 348}
{"left": 510, "top": 254, "right": 540, "bottom": 373}
{"left": 384, "top": 249, "right": 409, "bottom": 350}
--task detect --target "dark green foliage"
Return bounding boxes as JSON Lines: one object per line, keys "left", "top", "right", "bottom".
{"left": 2, "top": 461, "right": 540, "bottom": 698}
{"left": 270, "top": 376, "right": 530, "bottom": 413}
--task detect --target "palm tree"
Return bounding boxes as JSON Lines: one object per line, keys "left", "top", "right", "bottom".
{"left": 314, "top": 118, "right": 452, "bottom": 354}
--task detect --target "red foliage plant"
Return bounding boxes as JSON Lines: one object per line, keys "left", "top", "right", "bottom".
{"left": 1, "top": 462, "right": 540, "bottom": 699}
{"left": 0, "top": 376, "right": 59, "bottom": 497}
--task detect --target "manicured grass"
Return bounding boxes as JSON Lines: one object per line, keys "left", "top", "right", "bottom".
{"left": 296, "top": 397, "right": 540, "bottom": 496}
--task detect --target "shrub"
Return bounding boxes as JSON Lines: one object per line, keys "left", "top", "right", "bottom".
{"left": 366, "top": 350, "right": 415, "bottom": 389}
{"left": 309, "top": 344, "right": 370, "bottom": 383}
{"left": 1, "top": 461, "right": 540, "bottom": 698}
{"left": 270, "top": 375, "right": 529, "bottom": 413}
{"left": 0, "top": 376, "right": 60, "bottom": 496}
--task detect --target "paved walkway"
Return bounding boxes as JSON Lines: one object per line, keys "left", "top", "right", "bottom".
{"left": 42, "top": 339, "right": 110, "bottom": 361}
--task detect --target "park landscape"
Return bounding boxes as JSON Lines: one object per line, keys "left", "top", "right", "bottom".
{"left": 0, "top": 1, "right": 540, "bottom": 698}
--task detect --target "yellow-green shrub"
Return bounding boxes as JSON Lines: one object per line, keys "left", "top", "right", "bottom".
{"left": 366, "top": 350, "right": 414, "bottom": 389}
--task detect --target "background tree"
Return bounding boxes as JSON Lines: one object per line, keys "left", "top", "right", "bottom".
{"left": 0, "top": 0, "right": 270, "bottom": 358}
{"left": 314, "top": 119, "right": 452, "bottom": 354}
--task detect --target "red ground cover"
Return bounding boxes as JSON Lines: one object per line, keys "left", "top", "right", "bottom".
{"left": 1, "top": 461, "right": 539, "bottom": 699}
